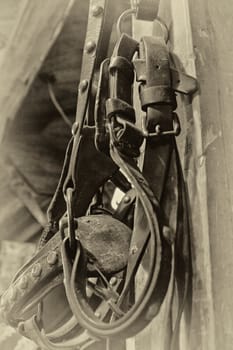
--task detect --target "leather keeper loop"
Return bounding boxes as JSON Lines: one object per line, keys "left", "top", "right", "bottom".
{"left": 133, "top": 59, "right": 146, "bottom": 82}
{"left": 106, "top": 98, "right": 136, "bottom": 123}
{"left": 110, "top": 56, "right": 134, "bottom": 83}
{"left": 116, "top": 118, "right": 144, "bottom": 148}
{"left": 135, "top": 0, "right": 160, "bottom": 21}
{"left": 114, "top": 119, "right": 143, "bottom": 158}
{"left": 140, "top": 86, "right": 173, "bottom": 110}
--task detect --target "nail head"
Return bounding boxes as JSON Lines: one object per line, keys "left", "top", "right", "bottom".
{"left": 79, "top": 79, "right": 88, "bottom": 93}
{"left": 91, "top": 5, "right": 103, "bottom": 17}
{"left": 47, "top": 251, "right": 58, "bottom": 266}
{"left": 32, "top": 263, "right": 42, "bottom": 278}
{"left": 85, "top": 41, "right": 96, "bottom": 54}
{"left": 19, "top": 276, "right": 28, "bottom": 290}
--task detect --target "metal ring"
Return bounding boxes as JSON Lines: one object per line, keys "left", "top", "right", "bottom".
{"left": 116, "top": 8, "right": 137, "bottom": 39}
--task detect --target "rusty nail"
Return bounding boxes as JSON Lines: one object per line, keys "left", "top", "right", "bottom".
{"left": 79, "top": 79, "right": 88, "bottom": 93}
{"left": 31, "top": 263, "right": 42, "bottom": 278}
{"left": 91, "top": 5, "right": 103, "bottom": 17}
{"left": 85, "top": 41, "right": 96, "bottom": 54}
{"left": 19, "top": 276, "right": 28, "bottom": 290}
{"left": 47, "top": 251, "right": 58, "bottom": 266}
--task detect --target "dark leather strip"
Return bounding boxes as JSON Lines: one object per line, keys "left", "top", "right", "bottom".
{"left": 58, "top": 32, "right": 172, "bottom": 340}
{"left": 135, "top": 0, "right": 160, "bottom": 21}
{"left": 106, "top": 98, "right": 135, "bottom": 123}
{"left": 109, "top": 56, "right": 134, "bottom": 83}
{"left": 140, "top": 85, "right": 173, "bottom": 108}
{"left": 95, "top": 58, "right": 110, "bottom": 153}
{"left": 135, "top": 36, "right": 176, "bottom": 132}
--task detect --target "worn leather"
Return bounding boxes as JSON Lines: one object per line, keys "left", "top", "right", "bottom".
{"left": 57, "top": 33, "right": 173, "bottom": 340}
{"left": 0, "top": 2, "right": 192, "bottom": 349}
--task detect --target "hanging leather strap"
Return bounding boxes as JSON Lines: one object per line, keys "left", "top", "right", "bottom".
{"left": 40, "top": 0, "right": 121, "bottom": 248}
{"left": 135, "top": 34, "right": 192, "bottom": 350}
{"left": 58, "top": 33, "right": 172, "bottom": 339}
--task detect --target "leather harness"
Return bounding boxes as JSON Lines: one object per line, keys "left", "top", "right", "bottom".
{"left": 0, "top": 1, "right": 197, "bottom": 349}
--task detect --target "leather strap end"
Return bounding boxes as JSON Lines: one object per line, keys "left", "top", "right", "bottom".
{"left": 140, "top": 85, "right": 174, "bottom": 110}
{"left": 106, "top": 98, "right": 136, "bottom": 123}
{"left": 109, "top": 56, "right": 134, "bottom": 83}
{"left": 135, "top": 0, "right": 160, "bottom": 21}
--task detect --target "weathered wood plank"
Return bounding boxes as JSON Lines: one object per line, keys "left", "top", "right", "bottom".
{"left": 188, "top": 1, "right": 233, "bottom": 349}
{"left": 0, "top": 0, "right": 76, "bottom": 142}
{"left": 0, "top": 0, "right": 24, "bottom": 63}
{"left": 8, "top": 0, "right": 89, "bottom": 136}
{"left": 169, "top": 1, "right": 216, "bottom": 349}
{"left": 130, "top": 1, "right": 215, "bottom": 350}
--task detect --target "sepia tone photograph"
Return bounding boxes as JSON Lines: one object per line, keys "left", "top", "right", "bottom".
{"left": 0, "top": 0, "right": 232, "bottom": 349}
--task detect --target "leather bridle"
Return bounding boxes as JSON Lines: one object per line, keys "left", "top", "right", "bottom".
{"left": 0, "top": 1, "right": 197, "bottom": 349}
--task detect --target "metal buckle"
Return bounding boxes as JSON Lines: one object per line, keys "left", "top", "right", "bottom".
{"left": 116, "top": 8, "right": 137, "bottom": 39}
{"left": 112, "top": 112, "right": 181, "bottom": 146}
{"left": 142, "top": 112, "right": 181, "bottom": 138}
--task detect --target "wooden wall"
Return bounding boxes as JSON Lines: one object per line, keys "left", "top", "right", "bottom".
{"left": 188, "top": 1, "right": 233, "bottom": 349}
{"left": 0, "top": 0, "right": 89, "bottom": 242}
{"left": 0, "top": 0, "right": 23, "bottom": 63}
{"left": 131, "top": 0, "right": 233, "bottom": 349}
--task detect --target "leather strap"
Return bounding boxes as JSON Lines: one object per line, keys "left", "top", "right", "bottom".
{"left": 64, "top": 0, "right": 118, "bottom": 193}
{"left": 58, "top": 33, "right": 172, "bottom": 339}
{"left": 136, "top": 34, "right": 191, "bottom": 350}
{"left": 0, "top": 2, "right": 194, "bottom": 349}
{"left": 134, "top": 0, "right": 160, "bottom": 21}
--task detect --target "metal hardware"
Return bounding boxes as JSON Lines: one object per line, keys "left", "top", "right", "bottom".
{"left": 94, "top": 311, "right": 102, "bottom": 319}
{"left": 109, "top": 277, "right": 118, "bottom": 286}
{"left": 123, "top": 195, "right": 131, "bottom": 203}
{"left": 130, "top": 245, "right": 138, "bottom": 255}
{"left": 85, "top": 40, "right": 96, "bottom": 54}
{"left": 153, "top": 19, "right": 169, "bottom": 42}
{"left": 19, "top": 276, "right": 28, "bottom": 290}
{"left": 116, "top": 8, "right": 137, "bottom": 38}
{"left": 79, "top": 79, "right": 88, "bottom": 93}
{"left": 141, "top": 112, "right": 181, "bottom": 137}
{"left": 31, "top": 263, "right": 42, "bottom": 278}
{"left": 47, "top": 251, "right": 58, "bottom": 266}
{"left": 91, "top": 5, "right": 103, "bottom": 17}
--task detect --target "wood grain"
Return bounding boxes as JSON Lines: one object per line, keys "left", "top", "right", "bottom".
{"left": 131, "top": 1, "right": 215, "bottom": 350}
{"left": 0, "top": 0, "right": 76, "bottom": 142}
